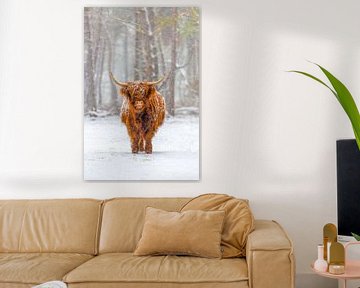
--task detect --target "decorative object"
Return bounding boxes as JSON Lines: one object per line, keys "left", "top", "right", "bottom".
{"left": 133, "top": 207, "right": 225, "bottom": 258}
{"left": 329, "top": 242, "right": 345, "bottom": 275}
{"left": 311, "top": 241, "right": 360, "bottom": 288}
{"left": 181, "top": 193, "right": 255, "bottom": 257}
{"left": 84, "top": 7, "right": 200, "bottom": 180}
{"left": 323, "top": 223, "right": 337, "bottom": 262}
{"left": 328, "top": 264, "right": 345, "bottom": 275}
{"left": 314, "top": 244, "right": 328, "bottom": 272}
{"left": 289, "top": 62, "right": 360, "bottom": 150}
{"left": 322, "top": 223, "right": 344, "bottom": 273}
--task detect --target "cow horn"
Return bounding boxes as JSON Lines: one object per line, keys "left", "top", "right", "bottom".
{"left": 147, "top": 77, "right": 164, "bottom": 86}
{"left": 109, "top": 71, "right": 128, "bottom": 87}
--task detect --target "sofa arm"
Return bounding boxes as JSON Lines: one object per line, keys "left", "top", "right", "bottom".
{"left": 246, "top": 220, "right": 295, "bottom": 288}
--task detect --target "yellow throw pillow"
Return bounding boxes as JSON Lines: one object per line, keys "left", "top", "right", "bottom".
{"left": 181, "top": 193, "right": 255, "bottom": 258}
{"left": 134, "top": 207, "right": 225, "bottom": 258}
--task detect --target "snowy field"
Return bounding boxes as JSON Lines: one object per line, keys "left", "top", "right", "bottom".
{"left": 84, "top": 115, "right": 199, "bottom": 180}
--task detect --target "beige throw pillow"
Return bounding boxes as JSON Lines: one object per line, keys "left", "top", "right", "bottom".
{"left": 181, "top": 193, "right": 255, "bottom": 258}
{"left": 134, "top": 207, "right": 225, "bottom": 258}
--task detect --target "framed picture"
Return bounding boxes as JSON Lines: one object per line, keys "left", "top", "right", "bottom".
{"left": 84, "top": 7, "right": 200, "bottom": 180}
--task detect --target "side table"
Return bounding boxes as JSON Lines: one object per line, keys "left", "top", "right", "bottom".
{"left": 311, "top": 242, "right": 360, "bottom": 288}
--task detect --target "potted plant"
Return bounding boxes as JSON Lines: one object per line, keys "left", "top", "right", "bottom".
{"left": 290, "top": 63, "right": 360, "bottom": 240}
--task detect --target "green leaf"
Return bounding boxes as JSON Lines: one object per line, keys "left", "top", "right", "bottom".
{"left": 288, "top": 64, "right": 360, "bottom": 150}
{"left": 288, "top": 70, "right": 337, "bottom": 99}
{"left": 351, "top": 232, "right": 360, "bottom": 241}
{"left": 316, "top": 64, "right": 360, "bottom": 151}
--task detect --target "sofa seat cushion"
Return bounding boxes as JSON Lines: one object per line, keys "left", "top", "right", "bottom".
{"left": 0, "top": 253, "right": 93, "bottom": 285}
{"left": 64, "top": 253, "right": 248, "bottom": 285}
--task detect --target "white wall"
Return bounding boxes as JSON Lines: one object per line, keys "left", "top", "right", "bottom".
{"left": 1, "top": 0, "right": 359, "bottom": 287}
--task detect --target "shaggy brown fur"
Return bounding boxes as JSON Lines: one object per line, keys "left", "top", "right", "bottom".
{"left": 110, "top": 73, "right": 165, "bottom": 154}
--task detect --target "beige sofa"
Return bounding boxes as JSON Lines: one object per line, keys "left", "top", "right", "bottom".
{"left": 0, "top": 198, "right": 295, "bottom": 288}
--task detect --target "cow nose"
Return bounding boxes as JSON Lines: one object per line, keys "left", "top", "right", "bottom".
{"left": 134, "top": 101, "right": 144, "bottom": 109}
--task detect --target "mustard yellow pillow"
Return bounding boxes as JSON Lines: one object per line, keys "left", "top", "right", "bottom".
{"left": 134, "top": 207, "right": 225, "bottom": 258}
{"left": 181, "top": 193, "right": 255, "bottom": 258}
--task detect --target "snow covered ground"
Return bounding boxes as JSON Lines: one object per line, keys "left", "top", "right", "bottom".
{"left": 84, "top": 115, "right": 199, "bottom": 180}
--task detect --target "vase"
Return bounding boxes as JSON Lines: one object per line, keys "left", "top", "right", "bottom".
{"left": 314, "top": 244, "right": 328, "bottom": 272}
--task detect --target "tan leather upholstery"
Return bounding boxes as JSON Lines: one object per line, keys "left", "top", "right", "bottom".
{"left": 63, "top": 253, "right": 248, "bottom": 284}
{"left": 0, "top": 253, "right": 93, "bottom": 285}
{"left": 0, "top": 199, "right": 102, "bottom": 254}
{"left": 246, "top": 220, "right": 295, "bottom": 288}
{"left": 99, "top": 198, "right": 190, "bottom": 253}
{"left": 0, "top": 284, "right": 33, "bottom": 288}
{"left": 68, "top": 283, "right": 249, "bottom": 288}
{"left": 0, "top": 198, "right": 295, "bottom": 288}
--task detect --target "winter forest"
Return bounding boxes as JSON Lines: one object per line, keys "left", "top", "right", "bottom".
{"left": 84, "top": 7, "right": 200, "bottom": 117}
{"left": 84, "top": 7, "right": 200, "bottom": 180}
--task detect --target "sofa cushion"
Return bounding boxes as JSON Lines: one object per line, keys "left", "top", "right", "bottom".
{"left": 134, "top": 207, "right": 225, "bottom": 258}
{"left": 63, "top": 253, "right": 248, "bottom": 284}
{"left": 181, "top": 194, "right": 254, "bottom": 258}
{"left": 99, "top": 198, "right": 190, "bottom": 253}
{"left": 0, "top": 199, "right": 103, "bottom": 254}
{"left": 0, "top": 253, "right": 93, "bottom": 285}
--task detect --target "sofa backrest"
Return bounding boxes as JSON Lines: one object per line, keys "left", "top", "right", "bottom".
{"left": 0, "top": 199, "right": 102, "bottom": 255}
{"left": 99, "top": 197, "right": 190, "bottom": 253}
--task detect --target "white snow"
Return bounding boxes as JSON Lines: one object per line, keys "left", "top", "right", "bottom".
{"left": 84, "top": 115, "right": 200, "bottom": 180}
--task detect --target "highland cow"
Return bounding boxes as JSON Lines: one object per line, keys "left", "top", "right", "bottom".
{"left": 110, "top": 72, "right": 166, "bottom": 154}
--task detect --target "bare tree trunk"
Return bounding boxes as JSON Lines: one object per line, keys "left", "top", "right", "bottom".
{"left": 123, "top": 25, "right": 129, "bottom": 80}
{"left": 167, "top": 7, "right": 178, "bottom": 116}
{"left": 134, "top": 8, "right": 143, "bottom": 79}
{"left": 157, "top": 32, "right": 166, "bottom": 77}
{"left": 144, "top": 7, "right": 159, "bottom": 80}
{"left": 84, "top": 9, "right": 97, "bottom": 113}
{"left": 101, "top": 13, "right": 118, "bottom": 108}
{"left": 88, "top": 8, "right": 113, "bottom": 113}
{"left": 97, "top": 37, "right": 105, "bottom": 108}
{"left": 87, "top": 8, "right": 103, "bottom": 113}
{"left": 154, "top": 8, "right": 166, "bottom": 78}
{"left": 108, "top": 41, "right": 118, "bottom": 111}
{"left": 193, "top": 36, "right": 200, "bottom": 107}
{"left": 105, "top": 38, "right": 119, "bottom": 114}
